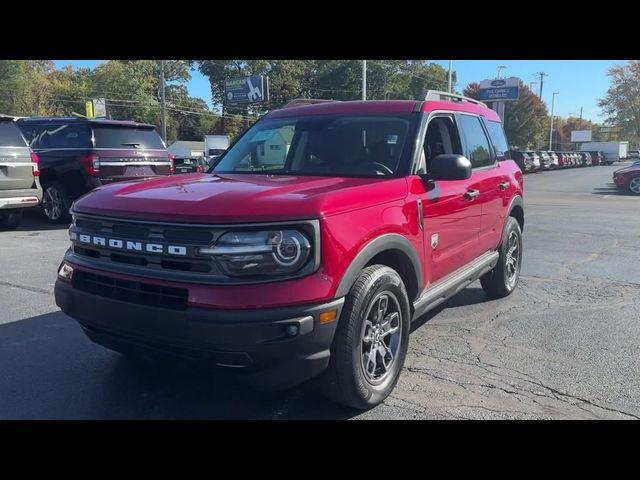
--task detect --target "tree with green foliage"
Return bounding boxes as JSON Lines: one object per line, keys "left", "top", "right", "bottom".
{"left": 598, "top": 61, "right": 640, "bottom": 144}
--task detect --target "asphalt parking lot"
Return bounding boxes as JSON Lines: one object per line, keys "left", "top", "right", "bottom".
{"left": 1, "top": 163, "right": 638, "bottom": 419}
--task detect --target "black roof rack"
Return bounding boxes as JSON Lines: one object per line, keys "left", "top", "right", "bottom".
{"left": 281, "top": 98, "right": 340, "bottom": 109}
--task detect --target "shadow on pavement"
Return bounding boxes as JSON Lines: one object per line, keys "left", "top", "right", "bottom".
{"left": 0, "top": 310, "right": 357, "bottom": 420}
{"left": 14, "top": 207, "right": 70, "bottom": 231}
{"left": 1, "top": 288, "right": 494, "bottom": 419}
{"left": 591, "top": 186, "right": 636, "bottom": 196}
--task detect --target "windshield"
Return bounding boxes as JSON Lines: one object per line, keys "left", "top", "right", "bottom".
{"left": 93, "top": 126, "right": 166, "bottom": 149}
{"left": 214, "top": 114, "right": 416, "bottom": 178}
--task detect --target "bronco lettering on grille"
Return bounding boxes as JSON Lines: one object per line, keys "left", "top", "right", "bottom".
{"left": 78, "top": 234, "right": 187, "bottom": 256}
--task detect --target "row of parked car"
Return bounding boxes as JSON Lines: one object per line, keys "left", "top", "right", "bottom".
{"left": 509, "top": 150, "right": 607, "bottom": 173}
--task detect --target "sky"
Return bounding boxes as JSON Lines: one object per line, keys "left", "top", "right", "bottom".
{"left": 54, "top": 60, "right": 624, "bottom": 122}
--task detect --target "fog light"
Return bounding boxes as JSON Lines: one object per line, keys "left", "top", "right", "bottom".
{"left": 319, "top": 309, "right": 337, "bottom": 324}
{"left": 285, "top": 325, "right": 299, "bottom": 337}
{"left": 57, "top": 263, "right": 74, "bottom": 281}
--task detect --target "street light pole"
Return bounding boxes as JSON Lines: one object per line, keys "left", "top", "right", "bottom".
{"left": 497, "top": 65, "right": 507, "bottom": 79}
{"left": 549, "top": 92, "right": 559, "bottom": 149}
{"left": 159, "top": 60, "right": 166, "bottom": 143}
{"left": 362, "top": 60, "right": 367, "bottom": 101}
{"left": 530, "top": 81, "right": 537, "bottom": 92}
{"left": 448, "top": 60, "right": 452, "bottom": 93}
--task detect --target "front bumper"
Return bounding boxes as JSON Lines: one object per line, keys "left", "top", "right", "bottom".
{"left": 55, "top": 276, "right": 344, "bottom": 390}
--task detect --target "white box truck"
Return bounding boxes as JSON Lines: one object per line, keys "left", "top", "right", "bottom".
{"left": 204, "top": 135, "right": 230, "bottom": 166}
{"left": 580, "top": 141, "right": 629, "bottom": 164}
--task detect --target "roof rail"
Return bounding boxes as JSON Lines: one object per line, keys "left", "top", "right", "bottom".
{"left": 281, "top": 98, "right": 340, "bottom": 109}
{"left": 424, "top": 90, "right": 487, "bottom": 107}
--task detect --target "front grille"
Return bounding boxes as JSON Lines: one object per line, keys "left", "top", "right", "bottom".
{"left": 72, "top": 270, "right": 188, "bottom": 310}
{"left": 70, "top": 215, "right": 219, "bottom": 276}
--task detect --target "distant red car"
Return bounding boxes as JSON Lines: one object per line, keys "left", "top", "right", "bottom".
{"left": 586, "top": 151, "right": 603, "bottom": 166}
{"left": 613, "top": 163, "right": 640, "bottom": 194}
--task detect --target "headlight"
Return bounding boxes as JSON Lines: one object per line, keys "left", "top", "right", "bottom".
{"left": 199, "top": 229, "right": 312, "bottom": 277}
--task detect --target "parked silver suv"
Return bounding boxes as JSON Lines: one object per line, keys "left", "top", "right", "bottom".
{"left": 0, "top": 115, "right": 42, "bottom": 230}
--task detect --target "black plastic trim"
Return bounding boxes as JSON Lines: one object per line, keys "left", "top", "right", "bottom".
{"left": 334, "top": 233, "right": 423, "bottom": 299}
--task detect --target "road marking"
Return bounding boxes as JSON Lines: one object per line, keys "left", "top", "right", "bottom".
{"left": 604, "top": 195, "right": 610, "bottom": 199}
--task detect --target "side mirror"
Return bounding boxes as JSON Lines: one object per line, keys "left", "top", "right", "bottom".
{"left": 425, "top": 154, "right": 472, "bottom": 181}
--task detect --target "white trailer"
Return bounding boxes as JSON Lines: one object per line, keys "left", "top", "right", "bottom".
{"left": 204, "top": 135, "right": 230, "bottom": 165}
{"left": 580, "top": 141, "right": 629, "bottom": 164}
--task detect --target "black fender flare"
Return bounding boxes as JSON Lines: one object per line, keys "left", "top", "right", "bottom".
{"left": 334, "top": 233, "right": 423, "bottom": 299}
{"left": 507, "top": 195, "right": 524, "bottom": 231}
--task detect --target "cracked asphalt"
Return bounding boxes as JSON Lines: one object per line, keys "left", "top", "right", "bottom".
{"left": 1, "top": 163, "right": 638, "bottom": 419}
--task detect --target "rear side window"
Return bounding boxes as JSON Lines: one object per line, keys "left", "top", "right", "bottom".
{"left": 93, "top": 127, "right": 165, "bottom": 149}
{"left": 457, "top": 114, "right": 494, "bottom": 168}
{"left": 484, "top": 120, "right": 510, "bottom": 161}
{"left": 0, "top": 122, "right": 28, "bottom": 146}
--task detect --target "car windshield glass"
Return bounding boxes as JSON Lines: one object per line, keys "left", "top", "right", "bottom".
{"left": 93, "top": 126, "right": 165, "bottom": 149}
{"left": 214, "top": 114, "right": 416, "bottom": 178}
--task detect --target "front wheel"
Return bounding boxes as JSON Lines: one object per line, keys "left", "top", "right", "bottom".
{"left": 321, "top": 264, "right": 410, "bottom": 410}
{"left": 628, "top": 176, "right": 640, "bottom": 195}
{"left": 481, "top": 216, "right": 523, "bottom": 298}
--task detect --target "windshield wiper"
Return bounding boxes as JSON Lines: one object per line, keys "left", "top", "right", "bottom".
{"left": 121, "top": 143, "right": 141, "bottom": 148}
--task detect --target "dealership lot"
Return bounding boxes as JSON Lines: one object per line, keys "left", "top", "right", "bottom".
{"left": 0, "top": 163, "right": 639, "bottom": 419}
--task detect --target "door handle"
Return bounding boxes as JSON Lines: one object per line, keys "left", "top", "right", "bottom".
{"left": 498, "top": 181, "right": 509, "bottom": 190}
{"left": 464, "top": 189, "right": 480, "bottom": 200}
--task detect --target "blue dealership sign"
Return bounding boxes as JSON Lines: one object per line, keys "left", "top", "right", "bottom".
{"left": 479, "top": 77, "right": 520, "bottom": 102}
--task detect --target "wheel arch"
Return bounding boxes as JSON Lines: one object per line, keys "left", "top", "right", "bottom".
{"left": 334, "top": 234, "right": 423, "bottom": 302}
{"left": 507, "top": 195, "right": 524, "bottom": 232}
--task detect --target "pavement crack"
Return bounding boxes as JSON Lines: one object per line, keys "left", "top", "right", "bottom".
{"left": 0, "top": 280, "right": 51, "bottom": 295}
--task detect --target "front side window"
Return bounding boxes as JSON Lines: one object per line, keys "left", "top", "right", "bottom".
{"left": 458, "top": 114, "right": 494, "bottom": 169}
{"left": 214, "top": 114, "right": 417, "bottom": 178}
{"left": 485, "top": 120, "right": 510, "bottom": 161}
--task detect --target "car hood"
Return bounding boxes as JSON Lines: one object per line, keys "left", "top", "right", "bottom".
{"left": 72, "top": 173, "right": 408, "bottom": 223}
{"left": 614, "top": 165, "right": 640, "bottom": 175}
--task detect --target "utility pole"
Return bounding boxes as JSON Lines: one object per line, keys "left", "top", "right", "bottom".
{"left": 536, "top": 71, "right": 548, "bottom": 99}
{"left": 579, "top": 106, "right": 583, "bottom": 129}
{"left": 159, "top": 60, "right": 167, "bottom": 142}
{"left": 549, "top": 92, "right": 559, "bottom": 149}
{"left": 362, "top": 60, "right": 367, "bottom": 100}
{"left": 448, "top": 60, "right": 452, "bottom": 93}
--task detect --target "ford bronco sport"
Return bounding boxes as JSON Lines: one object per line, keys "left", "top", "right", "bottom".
{"left": 54, "top": 92, "right": 524, "bottom": 409}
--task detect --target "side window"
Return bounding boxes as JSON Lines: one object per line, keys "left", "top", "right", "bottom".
{"left": 421, "top": 116, "right": 463, "bottom": 173}
{"left": 457, "top": 114, "right": 494, "bottom": 169}
{"left": 484, "top": 120, "right": 510, "bottom": 161}
{"left": 18, "top": 124, "right": 46, "bottom": 149}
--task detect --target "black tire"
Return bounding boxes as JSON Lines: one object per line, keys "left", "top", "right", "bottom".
{"left": 321, "top": 264, "right": 411, "bottom": 410}
{"left": 41, "top": 181, "right": 70, "bottom": 224}
{"left": 480, "top": 216, "right": 523, "bottom": 298}
{"left": 0, "top": 209, "right": 23, "bottom": 230}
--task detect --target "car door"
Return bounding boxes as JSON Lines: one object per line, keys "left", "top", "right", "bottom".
{"left": 411, "top": 113, "right": 482, "bottom": 286}
{"left": 456, "top": 113, "right": 505, "bottom": 257}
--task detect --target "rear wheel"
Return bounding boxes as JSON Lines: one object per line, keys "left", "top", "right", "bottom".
{"left": 0, "top": 209, "right": 23, "bottom": 230}
{"left": 628, "top": 176, "right": 640, "bottom": 195}
{"left": 321, "top": 264, "right": 410, "bottom": 410}
{"left": 481, "top": 216, "right": 522, "bottom": 298}
{"left": 42, "top": 181, "right": 70, "bottom": 224}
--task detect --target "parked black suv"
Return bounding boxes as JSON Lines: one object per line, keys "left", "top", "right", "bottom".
{"left": 16, "top": 117, "right": 172, "bottom": 223}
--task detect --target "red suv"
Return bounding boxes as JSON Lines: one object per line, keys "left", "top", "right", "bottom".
{"left": 54, "top": 93, "right": 524, "bottom": 409}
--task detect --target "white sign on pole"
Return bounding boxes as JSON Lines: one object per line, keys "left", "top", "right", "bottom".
{"left": 93, "top": 98, "right": 106, "bottom": 117}
{"left": 571, "top": 130, "right": 592, "bottom": 142}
